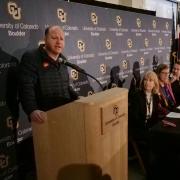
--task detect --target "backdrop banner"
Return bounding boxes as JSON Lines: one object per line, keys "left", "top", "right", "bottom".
{"left": 0, "top": 0, "right": 172, "bottom": 179}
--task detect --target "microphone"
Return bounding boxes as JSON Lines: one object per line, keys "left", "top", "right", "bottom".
{"left": 59, "top": 54, "right": 104, "bottom": 91}
{"left": 59, "top": 55, "right": 85, "bottom": 73}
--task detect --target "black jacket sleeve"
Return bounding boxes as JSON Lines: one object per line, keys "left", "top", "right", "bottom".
{"left": 18, "top": 51, "right": 38, "bottom": 115}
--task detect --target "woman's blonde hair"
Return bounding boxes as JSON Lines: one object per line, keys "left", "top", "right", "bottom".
{"left": 141, "top": 71, "right": 159, "bottom": 94}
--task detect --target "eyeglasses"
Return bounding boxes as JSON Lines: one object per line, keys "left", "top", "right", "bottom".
{"left": 160, "top": 71, "right": 169, "bottom": 75}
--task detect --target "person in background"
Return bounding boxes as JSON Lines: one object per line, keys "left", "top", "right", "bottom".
{"left": 156, "top": 64, "right": 176, "bottom": 113}
{"left": 170, "top": 61, "right": 180, "bottom": 106}
{"left": 129, "top": 70, "right": 161, "bottom": 140}
{"left": 19, "top": 25, "right": 78, "bottom": 123}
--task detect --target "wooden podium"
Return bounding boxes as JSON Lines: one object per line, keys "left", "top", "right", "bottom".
{"left": 32, "top": 88, "right": 128, "bottom": 180}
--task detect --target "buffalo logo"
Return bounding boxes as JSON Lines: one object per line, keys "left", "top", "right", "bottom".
{"left": 0, "top": 154, "right": 9, "bottom": 169}
{"left": 6, "top": 116, "right": 13, "bottom": 129}
{"left": 136, "top": 18, "right": 141, "bottom": 28}
{"left": 111, "top": 83, "right": 117, "bottom": 88}
{"left": 77, "top": 40, "right": 85, "bottom": 52}
{"left": 144, "top": 38, "right": 149, "bottom": 48}
{"left": 71, "top": 69, "right": 78, "bottom": 80}
{"left": 113, "top": 105, "right": 119, "bottom": 117}
{"left": 159, "top": 38, "right": 163, "bottom": 46}
{"left": 140, "top": 57, "right": 145, "bottom": 66}
{"left": 57, "top": 8, "right": 67, "bottom": 23}
{"left": 166, "top": 53, "right": 170, "bottom": 61}
{"left": 152, "top": 20, "right": 156, "bottom": 29}
{"left": 127, "top": 38, "right": 133, "bottom": 48}
{"left": 38, "top": 40, "right": 45, "bottom": 46}
{"left": 88, "top": 91, "right": 94, "bottom": 96}
{"left": 165, "top": 22, "right": 169, "bottom": 30}
{"left": 105, "top": 39, "right": 111, "bottom": 50}
{"left": 7, "top": 2, "right": 21, "bottom": 20}
{"left": 116, "top": 16, "right": 122, "bottom": 26}
{"left": 122, "top": 60, "right": 128, "bottom": 69}
{"left": 100, "top": 64, "right": 106, "bottom": 74}
{"left": 170, "top": 38, "right": 172, "bottom": 46}
{"left": 91, "top": 12, "right": 98, "bottom": 25}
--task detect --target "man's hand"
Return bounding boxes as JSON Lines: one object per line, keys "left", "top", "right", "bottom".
{"left": 30, "top": 110, "right": 47, "bottom": 124}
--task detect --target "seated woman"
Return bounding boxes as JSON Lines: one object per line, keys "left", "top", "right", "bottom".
{"left": 156, "top": 64, "right": 176, "bottom": 113}
{"left": 129, "top": 70, "right": 161, "bottom": 140}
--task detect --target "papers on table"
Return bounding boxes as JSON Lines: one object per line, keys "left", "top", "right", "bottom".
{"left": 177, "top": 105, "right": 180, "bottom": 110}
{"left": 166, "top": 112, "right": 180, "bottom": 118}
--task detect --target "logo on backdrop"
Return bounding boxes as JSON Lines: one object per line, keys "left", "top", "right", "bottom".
{"left": 136, "top": 18, "right": 141, "bottom": 28}
{"left": 88, "top": 91, "right": 94, "bottom": 96}
{"left": 127, "top": 38, "right": 133, "bottom": 48}
{"left": 159, "top": 38, "right": 163, "bottom": 46}
{"left": 165, "top": 22, "right": 169, "bottom": 30}
{"left": 105, "top": 39, "right": 111, "bottom": 50}
{"left": 170, "top": 38, "right": 172, "bottom": 46}
{"left": 0, "top": 154, "right": 9, "bottom": 169}
{"left": 116, "top": 16, "right": 122, "bottom": 26}
{"left": 152, "top": 20, "right": 157, "bottom": 29}
{"left": 7, "top": 2, "right": 21, "bottom": 20}
{"left": 140, "top": 57, "right": 145, "bottom": 66}
{"left": 122, "top": 60, "right": 128, "bottom": 69}
{"left": 71, "top": 69, "right": 78, "bottom": 80}
{"left": 113, "top": 105, "right": 119, "bottom": 117}
{"left": 166, "top": 53, "right": 170, "bottom": 61}
{"left": 100, "top": 64, "right": 106, "bottom": 74}
{"left": 91, "top": 12, "right": 98, "bottom": 25}
{"left": 57, "top": 8, "right": 67, "bottom": 23}
{"left": 144, "top": 38, "right": 149, "bottom": 48}
{"left": 77, "top": 40, "right": 85, "bottom": 52}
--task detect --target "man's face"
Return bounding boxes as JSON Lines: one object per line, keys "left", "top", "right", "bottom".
{"left": 45, "top": 27, "right": 65, "bottom": 57}
{"left": 172, "top": 63, "right": 180, "bottom": 78}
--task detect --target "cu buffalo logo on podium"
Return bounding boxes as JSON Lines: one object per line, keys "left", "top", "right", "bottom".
{"left": 152, "top": 20, "right": 157, "bottom": 29}
{"left": 7, "top": 2, "right": 21, "bottom": 20}
{"left": 77, "top": 40, "right": 85, "bottom": 52}
{"left": 116, "top": 16, "right": 122, "bottom": 27}
{"left": 136, "top": 18, "right": 141, "bottom": 28}
{"left": 57, "top": 8, "right": 67, "bottom": 23}
{"left": 113, "top": 105, "right": 119, "bottom": 117}
{"left": 71, "top": 69, "right": 78, "bottom": 80}
{"left": 105, "top": 39, "right": 112, "bottom": 50}
{"left": 91, "top": 12, "right": 98, "bottom": 25}
{"left": 0, "top": 154, "right": 9, "bottom": 169}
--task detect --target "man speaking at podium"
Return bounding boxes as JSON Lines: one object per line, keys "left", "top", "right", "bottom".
{"left": 19, "top": 25, "right": 78, "bottom": 123}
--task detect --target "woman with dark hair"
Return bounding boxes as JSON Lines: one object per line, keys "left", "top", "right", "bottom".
{"left": 156, "top": 64, "right": 176, "bottom": 113}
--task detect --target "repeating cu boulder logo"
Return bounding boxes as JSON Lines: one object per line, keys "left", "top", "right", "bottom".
{"left": 152, "top": 20, "right": 157, "bottom": 29}
{"left": 57, "top": 8, "right": 67, "bottom": 23}
{"left": 140, "top": 57, "right": 145, "bottom": 66}
{"left": 113, "top": 105, "right": 119, "bottom": 117}
{"left": 105, "top": 39, "right": 112, "bottom": 50}
{"left": 165, "top": 22, "right": 169, "bottom": 30}
{"left": 71, "top": 69, "right": 78, "bottom": 80}
{"left": 166, "top": 53, "right": 170, "bottom": 61}
{"left": 159, "top": 38, "right": 163, "bottom": 46}
{"left": 91, "top": 12, "right": 98, "bottom": 25}
{"left": 122, "top": 60, "right": 128, "bottom": 69}
{"left": 6, "top": 116, "right": 19, "bottom": 130}
{"left": 77, "top": 40, "right": 85, "bottom": 52}
{"left": 100, "top": 64, "right": 106, "bottom": 74}
{"left": 116, "top": 16, "right": 122, "bottom": 26}
{"left": 136, "top": 18, "right": 141, "bottom": 28}
{"left": 7, "top": 2, "right": 21, "bottom": 20}
{"left": 144, "top": 38, "right": 149, "bottom": 48}
{"left": 170, "top": 38, "right": 172, "bottom": 46}
{"left": 0, "top": 154, "right": 9, "bottom": 169}
{"left": 127, "top": 38, "right": 133, "bottom": 48}
{"left": 88, "top": 91, "right": 94, "bottom": 96}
